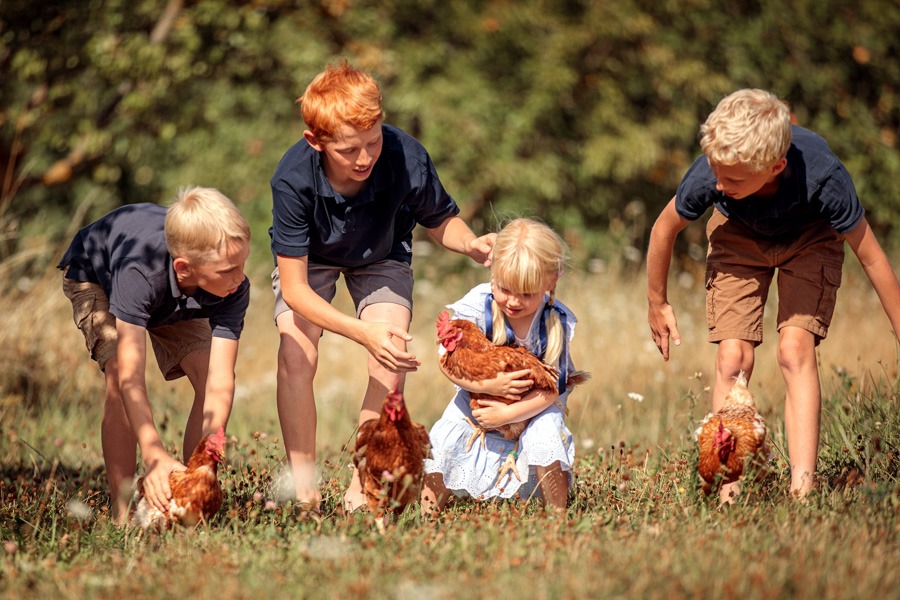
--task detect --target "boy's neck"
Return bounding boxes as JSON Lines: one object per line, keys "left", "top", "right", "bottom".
{"left": 754, "top": 173, "right": 782, "bottom": 198}
{"left": 175, "top": 272, "right": 198, "bottom": 297}
{"left": 329, "top": 177, "right": 366, "bottom": 199}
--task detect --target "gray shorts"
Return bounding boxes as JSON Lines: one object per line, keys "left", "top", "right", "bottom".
{"left": 62, "top": 275, "right": 211, "bottom": 381}
{"left": 272, "top": 259, "right": 414, "bottom": 320}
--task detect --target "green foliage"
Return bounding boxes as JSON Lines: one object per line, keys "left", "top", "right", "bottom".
{"left": 1, "top": 0, "right": 898, "bottom": 272}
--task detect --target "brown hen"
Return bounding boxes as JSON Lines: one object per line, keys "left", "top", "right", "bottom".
{"left": 436, "top": 310, "right": 588, "bottom": 447}
{"left": 353, "top": 389, "right": 430, "bottom": 530}
{"left": 133, "top": 427, "right": 226, "bottom": 529}
{"left": 695, "top": 372, "right": 769, "bottom": 494}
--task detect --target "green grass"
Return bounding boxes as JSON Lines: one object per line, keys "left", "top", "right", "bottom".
{"left": 1, "top": 262, "right": 899, "bottom": 599}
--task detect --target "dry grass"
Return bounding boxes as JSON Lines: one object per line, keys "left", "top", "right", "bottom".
{"left": 1, "top": 257, "right": 898, "bottom": 600}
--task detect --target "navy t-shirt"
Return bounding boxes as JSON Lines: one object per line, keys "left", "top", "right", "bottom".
{"left": 57, "top": 203, "right": 250, "bottom": 339}
{"left": 269, "top": 124, "right": 460, "bottom": 267}
{"left": 676, "top": 126, "right": 864, "bottom": 238}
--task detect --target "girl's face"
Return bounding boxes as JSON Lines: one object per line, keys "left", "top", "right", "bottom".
{"left": 491, "top": 275, "right": 556, "bottom": 325}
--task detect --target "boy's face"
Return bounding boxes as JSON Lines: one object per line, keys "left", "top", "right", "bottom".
{"left": 305, "top": 120, "right": 384, "bottom": 189}
{"left": 709, "top": 158, "right": 786, "bottom": 200}
{"left": 175, "top": 240, "right": 250, "bottom": 298}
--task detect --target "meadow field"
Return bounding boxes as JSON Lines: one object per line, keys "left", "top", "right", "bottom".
{"left": 1, "top": 255, "right": 898, "bottom": 599}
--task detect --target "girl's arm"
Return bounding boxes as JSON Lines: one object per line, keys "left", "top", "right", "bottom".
{"left": 471, "top": 390, "right": 559, "bottom": 429}
{"left": 439, "top": 362, "right": 534, "bottom": 401}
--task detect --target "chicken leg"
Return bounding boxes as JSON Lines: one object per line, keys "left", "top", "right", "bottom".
{"left": 463, "top": 416, "right": 487, "bottom": 452}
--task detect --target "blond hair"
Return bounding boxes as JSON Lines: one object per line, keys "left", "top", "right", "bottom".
{"left": 298, "top": 60, "right": 384, "bottom": 142}
{"left": 700, "top": 89, "right": 792, "bottom": 172}
{"left": 165, "top": 186, "right": 250, "bottom": 264}
{"left": 490, "top": 218, "right": 567, "bottom": 367}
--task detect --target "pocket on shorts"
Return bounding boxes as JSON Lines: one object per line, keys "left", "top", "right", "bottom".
{"left": 704, "top": 264, "right": 717, "bottom": 327}
{"left": 815, "top": 263, "right": 843, "bottom": 328}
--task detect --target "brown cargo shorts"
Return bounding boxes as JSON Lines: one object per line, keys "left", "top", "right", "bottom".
{"left": 62, "top": 275, "right": 211, "bottom": 380}
{"left": 272, "top": 258, "right": 414, "bottom": 320}
{"left": 704, "top": 209, "right": 845, "bottom": 345}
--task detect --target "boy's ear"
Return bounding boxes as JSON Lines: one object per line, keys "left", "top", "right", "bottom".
{"left": 770, "top": 157, "right": 787, "bottom": 177}
{"left": 172, "top": 256, "right": 192, "bottom": 276}
{"left": 303, "top": 130, "right": 324, "bottom": 152}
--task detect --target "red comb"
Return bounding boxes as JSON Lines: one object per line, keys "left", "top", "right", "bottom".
{"left": 436, "top": 310, "right": 451, "bottom": 335}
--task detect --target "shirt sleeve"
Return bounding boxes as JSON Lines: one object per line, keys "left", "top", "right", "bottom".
{"left": 675, "top": 156, "right": 717, "bottom": 222}
{"left": 406, "top": 151, "right": 461, "bottom": 229}
{"left": 209, "top": 279, "right": 251, "bottom": 340}
{"left": 445, "top": 283, "right": 491, "bottom": 329}
{"left": 817, "top": 163, "right": 865, "bottom": 234}
{"left": 270, "top": 180, "right": 312, "bottom": 258}
{"left": 107, "top": 261, "right": 156, "bottom": 328}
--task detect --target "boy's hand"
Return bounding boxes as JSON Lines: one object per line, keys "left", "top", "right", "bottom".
{"left": 465, "top": 233, "right": 497, "bottom": 267}
{"left": 478, "top": 369, "right": 534, "bottom": 400}
{"left": 648, "top": 302, "right": 681, "bottom": 361}
{"left": 472, "top": 400, "right": 515, "bottom": 428}
{"left": 142, "top": 454, "right": 186, "bottom": 512}
{"left": 360, "top": 322, "right": 421, "bottom": 373}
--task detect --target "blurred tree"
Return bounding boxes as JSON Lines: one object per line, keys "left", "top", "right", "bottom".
{"left": 1, "top": 0, "right": 897, "bottom": 274}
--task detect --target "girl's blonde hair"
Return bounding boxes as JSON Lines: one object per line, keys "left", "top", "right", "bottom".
{"left": 490, "top": 218, "right": 567, "bottom": 367}
{"left": 298, "top": 60, "right": 385, "bottom": 142}
{"left": 165, "top": 186, "right": 251, "bottom": 264}
{"left": 700, "top": 89, "right": 792, "bottom": 173}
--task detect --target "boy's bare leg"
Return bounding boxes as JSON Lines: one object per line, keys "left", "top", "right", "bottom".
{"left": 713, "top": 339, "right": 756, "bottom": 505}
{"left": 536, "top": 461, "right": 568, "bottom": 511}
{"left": 344, "top": 302, "right": 410, "bottom": 511}
{"left": 421, "top": 472, "right": 450, "bottom": 518}
{"left": 101, "top": 360, "right": 138, "bottom": 524}
{"left": 180, "top": 349, "right": 211, "bottom": 461}
{"left": 276, "top": 311, "right": 322, "bottom": 505}
{"left": 778, "top": 326, "right": 820, "bottom": 499}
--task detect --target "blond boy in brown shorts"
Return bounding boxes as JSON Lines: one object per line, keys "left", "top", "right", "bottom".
{"left": 59, "top": 187, "right": 251, "bottom": 521}
{"left": 647, "top": 89, "right": 900, "bottom": 502}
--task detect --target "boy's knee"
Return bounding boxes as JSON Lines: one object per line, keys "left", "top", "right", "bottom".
{"left": 776, "top": 329, "right": 816, "bottom": 371}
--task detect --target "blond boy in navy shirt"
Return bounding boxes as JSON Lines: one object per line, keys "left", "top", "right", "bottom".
{"left": 647, "top": 89, "right": 900, "bottom": 501}
{"left": 59, "top": 187, "right": 251, "bottom": 521}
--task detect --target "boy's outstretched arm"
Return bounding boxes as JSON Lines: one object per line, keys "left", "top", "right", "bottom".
{"left": 201, "top": 337, "right": 239, "bottom": 432}
{"left": 277, "top": 254, "right": 420, "bottom": 372}
{"left": 843, "top": 217, "right": 900, "bottom": 337}
{"left": 647, "top": 197, "right": 691, "bottom": 361}
{"left": 116, "top": 320, "right": 185, "bottom": 512}
{"left": 426, "top": 216, "right": 496, "bottom": 266}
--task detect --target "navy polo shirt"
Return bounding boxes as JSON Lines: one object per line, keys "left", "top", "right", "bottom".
{"left": 58, "top": 203, "right": 250, "bottom": 339}
{"left": 676, "top": 125, "right": 864, "bottom": 238}
{"left": 269, "top": 124, "right": 461, "bottom": 267}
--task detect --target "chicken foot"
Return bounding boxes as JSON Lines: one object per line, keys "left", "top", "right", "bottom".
{"left": 497, "top": 441, "right": 521, "bottom": 486}
{"left": 463, "top": 417, "right": 488, "bottom": 452}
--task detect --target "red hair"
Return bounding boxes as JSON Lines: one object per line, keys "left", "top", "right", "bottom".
{"left": 298, "top": 60, "right": 384, "bottom": 141}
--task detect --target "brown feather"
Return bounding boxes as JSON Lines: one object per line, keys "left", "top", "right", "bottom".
{"left": 437, "top": 312, "right": 588, "bottom": 440}
{"left": 133, "top": 427, "right": 226, "bottom": 529}
{"left": 353, "top": 390, "right": 430, "bottom": 521}
{"left": 695, "top": 373, "right": 768, "bottom": 491}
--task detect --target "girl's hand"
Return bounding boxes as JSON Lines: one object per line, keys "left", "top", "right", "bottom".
{"left": 478, "top": 369, "right": 534, "bottom": 400}
{"left": 472, "top": 400, "right": 515, "bottom": 428}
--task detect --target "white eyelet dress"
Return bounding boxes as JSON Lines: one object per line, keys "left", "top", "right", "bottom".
{"left": 424, "top": 283, "right": 578, "bottom": 501}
